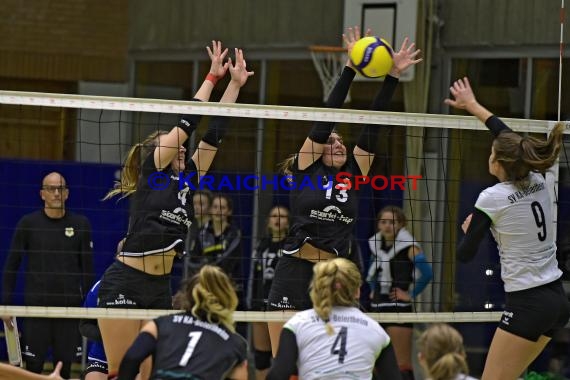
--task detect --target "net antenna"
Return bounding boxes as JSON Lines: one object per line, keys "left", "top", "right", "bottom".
{"left": 309, "top": 45, "right": 351, "bottom": 103}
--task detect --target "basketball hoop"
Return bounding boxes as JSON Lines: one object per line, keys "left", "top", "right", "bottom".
{"left": 309, "top": 45, "right": 350, "bottom": 103}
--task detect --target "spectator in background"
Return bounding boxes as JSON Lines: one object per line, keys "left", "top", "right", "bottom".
{"left": 182, "top": 189, "right": 215, "bottom": 281}
{"left": 248, "top": 205, "right": 289, "bottom": 379}
{"left": 417, "top": 324, "right": 478, "bottom": 380}
{"left": 194, "top": 194, "right": 244, "bottom": 306}
{"left": 2, "top": 172, "right": 94, "bottom": 379}
{"left": 366, "top": 205, "right": 433, "bottom": 380}
{"left": 193, "top": 189, "right": 214, "bottom": 230}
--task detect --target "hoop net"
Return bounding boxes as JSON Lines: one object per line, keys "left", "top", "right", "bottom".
{"left": 309, "top": 45, "right": 350, "bottom": 103}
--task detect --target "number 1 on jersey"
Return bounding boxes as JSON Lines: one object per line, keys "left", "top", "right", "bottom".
{"left": 331, "top": 326, "right": 348, "bottom": 363}
{"left": 179, "top": 331, "right": 203, "bottom": 366}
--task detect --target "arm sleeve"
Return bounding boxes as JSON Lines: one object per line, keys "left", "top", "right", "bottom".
{"left": 2, "top": 219, "right": 26, "bottom": 304}
{"left": 409, "top": 253, "right": 433, "bottom": 299}
{"left": 356, "top": 75, "right": 399, "bottom": 153}
{"left": 456, "top": 208, "right": 493, "bottom": 263}
{"left": 308, "top": 66, "right": 356, "bottom": 143}
{"left": 79, "top": 218, "right": 94, "bottom": 299}
{"left": 118, "top": 332, "right": 157, "bottom": 380}
{"left": 373, "top": 343, "right": 403, "bottom": 380}
{"left": 485, "top": 115, "right": 512, "bottom": 137}
{"left": 266, "top": 328, "right": 298, "bottom": 380}
{"left": 201, "top": 116, "right": 230, "bottom": 148}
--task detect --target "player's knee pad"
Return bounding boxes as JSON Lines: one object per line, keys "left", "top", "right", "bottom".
{"left": 81, "top": 360, "right": 108, "bottom": 380}
{"left": 254, "top": 349, "right": 272, "bottom": 370}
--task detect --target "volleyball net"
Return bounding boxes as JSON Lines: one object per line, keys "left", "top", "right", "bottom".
{"left": 0, "top": 90, "right": 569, "bottom": 325}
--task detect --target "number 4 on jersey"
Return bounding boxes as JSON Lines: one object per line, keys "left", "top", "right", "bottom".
{"left": 331, "top": 326, "right": 348, "bottom": 363}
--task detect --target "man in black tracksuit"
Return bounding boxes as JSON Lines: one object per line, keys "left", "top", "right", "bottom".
{"left": 2, "top": 172, "right": 94, "bottom": 379}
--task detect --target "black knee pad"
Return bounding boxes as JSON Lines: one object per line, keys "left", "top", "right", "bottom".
{"left": 254, "top": 349, "right": 272, "bottom": 370}
{"left": 81, "top": 360, "right": 108, "bottom": 380}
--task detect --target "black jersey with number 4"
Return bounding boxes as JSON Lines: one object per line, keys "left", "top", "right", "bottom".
{"left": 121, "top": 152, "right": 199, "bottom": 256}
{"left": 283, "top": 155, "right": 361, "bottom": 257}
{"left": 151, "top": 312, "right": 247, "bottom": 380}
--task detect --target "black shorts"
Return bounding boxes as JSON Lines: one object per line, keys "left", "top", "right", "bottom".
{"left": 98, "top": 260, "right": 172, "bottom": 310}
{"left": 500, "top": 279, "right": 570, "bottom": 341}
{"left": 370, "top": 293, "right": 414, "bottom": 328}
{"left": 267, "top": 255, "right": 314, "bottom": 311}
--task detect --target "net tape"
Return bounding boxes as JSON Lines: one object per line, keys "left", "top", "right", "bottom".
{"left": 0, "top": 90, "right": 563, "bottom": 133}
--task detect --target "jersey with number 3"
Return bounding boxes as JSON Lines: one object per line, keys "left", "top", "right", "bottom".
{"left": 475, "top": 171, "right": 561, "bottom": 292}
{"left": 284, "top": 306, "right": 390, "bottom": 379}
{"left": 151, "top": 313, "right": 247, "bottom": 379}
{"left": 283, "top": 156, "right": 360, "bottom": 257}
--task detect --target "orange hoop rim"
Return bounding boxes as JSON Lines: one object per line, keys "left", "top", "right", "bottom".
{"left": 308, "top": 45, "right": 347, "bottom": 53}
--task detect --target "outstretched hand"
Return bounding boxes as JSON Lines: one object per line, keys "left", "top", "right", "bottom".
{"left": 342, "top": 26, "right": 372, "bottom": 68}
{"left": 47, "top": 361, "right": 64, "bottom": 379}
{"left": 390, "top": 37, "right": 422, "bottom": 77}
{"left": 444, "top": 77, "right": 477, "bottom": 110}
{"left": 206, "top": 40, "right": 229, "bottom": 79}
{"left": 228, "top": 48, "right": 254, "bottom": 87}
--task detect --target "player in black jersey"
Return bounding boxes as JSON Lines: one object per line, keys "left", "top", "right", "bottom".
{"left": 446, "top": 77, "right": 570, "bottom": 380}
{"left": 118, "top": 265, "right": 248, "bottom": 380}
{"left": 266, "top": 27, "right": 422, "bottom": 355}
{"left": 97, "top": 41, "right": 254, "bottom": 379}
{"left": 248, "top": 205, "right": 289, "bottom": 378}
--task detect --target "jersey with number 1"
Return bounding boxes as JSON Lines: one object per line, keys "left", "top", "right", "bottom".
{"left": 285, "top": 306, "right": 390, "bottom": 379}
{"left": 475, "top": 171, "right": 561, "bottom": 292}
{"left": 151, "top": 312, "right": 247, "bottom": 380}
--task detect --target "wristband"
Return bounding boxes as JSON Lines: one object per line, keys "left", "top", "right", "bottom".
{"left": 205, "top": 73, "right": 219, "bottom": 85}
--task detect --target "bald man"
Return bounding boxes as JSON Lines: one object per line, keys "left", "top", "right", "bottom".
{"left": 2, "top": 172, "right": 94, "bottom": 378}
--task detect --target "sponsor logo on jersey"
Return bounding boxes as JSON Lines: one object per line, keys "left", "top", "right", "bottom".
{"left": 309, "top": 205, "right": 354, "bottom": 224}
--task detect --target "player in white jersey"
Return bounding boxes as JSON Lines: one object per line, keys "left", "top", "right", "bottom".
{"left": 446, "top": 77, "right": 570, "bottom": 380}
{"left": 417, "top": 324, "right": 478, "bottom": 380}
{"left": 267, "top": 258, "right": 401, "bottom": 380}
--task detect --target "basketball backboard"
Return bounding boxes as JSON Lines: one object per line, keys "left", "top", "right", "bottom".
{"left": 343, "top": 0, "right": 418, "bottom": 81}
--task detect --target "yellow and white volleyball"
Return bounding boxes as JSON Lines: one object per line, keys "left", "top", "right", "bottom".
{"left": 349, "top": 36, "right": 394, "bottom": 78}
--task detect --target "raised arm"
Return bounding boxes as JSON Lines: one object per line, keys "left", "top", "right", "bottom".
{"left": 354, "top": 37, "right": 422, "bottom": 175}
{"left": 444, "top": 77, "right": 512, "bottom": 137}
{"left": 192, "top": 48, "right": 254, "bottom": 178}
{"left": 154, "top": 41, "right": 229, "bottom": 171}
{"left": 297, "top": 27, "right": 365, "bottom": 171}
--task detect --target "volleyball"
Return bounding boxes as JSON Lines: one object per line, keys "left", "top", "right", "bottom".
{"left": 349, "top": 36, "right": 394, "bottom": 78}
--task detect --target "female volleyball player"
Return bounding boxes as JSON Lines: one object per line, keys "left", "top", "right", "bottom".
{"left": 117, "top": 265, "right": 248, "bottom": 380}
{"left": 97, "top": 41, "right": 254, "bottom": 379}
{"left": 248, "top": 205, "right": 290, "bottom": 378}
{"left": 366, "top": 205, "right": 433, "bottom": 380}
{"left": 446, "top": 77, "right": 570, "bottom": 380}
{"left": 266, "top": 26, "right": 422, "bottom": 355}
{"left": 417, "top": 324, "right": 477, "bottom": 380}
{"left": 267, "top": 258, "right": 402, "bottom": 379}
